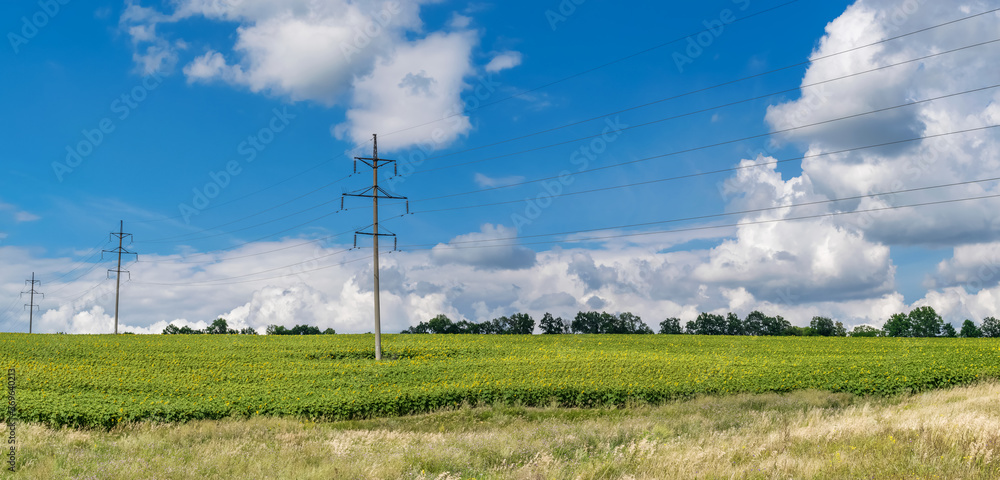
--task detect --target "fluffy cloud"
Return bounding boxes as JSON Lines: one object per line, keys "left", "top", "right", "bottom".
{"left": 484, "top": 51, "right": 522, "bottom": 73}
{"left": 431, "top": 223, "right": 536, "bottom": 270}
{"left": 0, "top": 199, "right": 40, "bottom": 223}
{"left": 122, "top": 0, "right": 483, "bottom": 150}
{"left": 333, "top": 30, "right": 478, "bottom": 150}
{"left": 763, "top": 0, "right": 1000, "bottom": 246}
{"left": 926, "top": 242, "right": 1000, "bottom": 291}
{"left": 473, "top": 172, "right": 526, "bottom": 188}
{"left": 15, "top": 0, "right": 995, "bottom": 335}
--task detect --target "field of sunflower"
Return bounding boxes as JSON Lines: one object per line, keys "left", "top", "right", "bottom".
{"left": 2, "top": 333, "right": 998, "bottom": 429}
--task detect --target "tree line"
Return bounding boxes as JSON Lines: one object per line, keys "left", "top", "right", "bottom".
{"left": 161, "top": 307, "right": 1000, "bottom": 338}
{"left": 878, "top": 306, "right": 999, "bottom": 338}
{"left": 400, "top": 311, "right": 655, "bottom": 334}
{"left": 401, "top": 307, "right": 1000, "bottom": 337}
{"left": 161, "top": 318, "right": 335, "bottom": 335}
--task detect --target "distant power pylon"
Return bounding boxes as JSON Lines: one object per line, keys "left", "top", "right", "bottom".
{"left": 342, "top": 134, "right": 408, "bottom": 361}
{"left": 103, "top": 220, "right": 137, "bottom": 334}
{"left": 21, "top": 272, "right": 43, "bottom": 333}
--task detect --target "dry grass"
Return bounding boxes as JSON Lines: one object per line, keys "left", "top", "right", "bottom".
{"left": 3, "top": 382, "right": 1000, "bottom": 479}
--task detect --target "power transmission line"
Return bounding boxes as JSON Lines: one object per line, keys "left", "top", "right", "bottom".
{"left": 126, "top": 146, "right": 369, "bottom": 225}
{"left": 342, "top": 134, "right": 409, "bottom": 361}
{"left": 400, "top": 176, "right": 1000, "bottom": 248}
{"left": 384, "top": 5, "right": 998, "bottom": 141}
{"left": 401, "top": 192, "right": 1000, "bottom": 251}
{"left": 139, "top": 197, "right": 342, "bottom": 244}
{"left": 103, "top": 221, "right": 137, "bottom": 334}
{"left": 129, "top": 39, "right": 995, "bottom": 237}
{"left": 132, "top": 91, "right": 995, "bottom": 263}
{"left": 132, "top": 251, "right": 376, "bottom": 287}
{"left": 412, "top": 125, "right": 998, "bottom": 213}
{"left": 140, "top": 174, "right": 353, "bottom": 242}
{"left": 133, "top": 248, "right": 353, "bottom": 285}
{"left": 134, "top": 214, "right": 405, "bottom": 265}
{"left": 380, "top": 0, "right": 807, "bottom": 138}
{"left": 130, "top": 176, "right": 1000, "bottom": 287}
{"left": 406, "top": 37, "right": 999, "bottom": 169}
{"left": 20, "top": 273, "right": 43, "bottom": 334}
{"left": 408, "top": 84, "right": 1000, "bottom": 203}
{"left": 119, "top": 8, "right": 997, "bottom": 234}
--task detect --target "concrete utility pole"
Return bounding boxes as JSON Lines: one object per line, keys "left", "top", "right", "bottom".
{"left": 342, "top": 134, "right": 408, "bottom": 360}
{"left": 103, "top": 220, "right": 137, "bottom": 334}
{"left": 21, "top": 272, "right": 43, "bottom": 333}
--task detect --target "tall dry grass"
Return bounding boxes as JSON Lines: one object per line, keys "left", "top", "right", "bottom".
{"left": 2, "top": 382, "right": 999, "bottom": 479}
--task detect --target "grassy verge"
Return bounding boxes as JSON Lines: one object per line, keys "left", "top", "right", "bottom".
{"left": 3, "top": 382, "right": 999, "bottom": 479}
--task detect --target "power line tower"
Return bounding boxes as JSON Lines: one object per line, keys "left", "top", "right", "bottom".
{"left": 342, "top": 134, "right": 408, "bottom": 361}
{"left": 103, "top": 220, "right": 137, "bottom": 334}
{"left": 21, "top": 272, "right": 43, "bottom": 333}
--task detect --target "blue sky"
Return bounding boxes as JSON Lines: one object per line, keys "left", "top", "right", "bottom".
{"left": 2, "top": 0, "right": 999, "bottom": 334}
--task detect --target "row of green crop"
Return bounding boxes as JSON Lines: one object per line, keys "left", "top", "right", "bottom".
{"left": 2, "top": 334, "right": 999, "bottom": 429}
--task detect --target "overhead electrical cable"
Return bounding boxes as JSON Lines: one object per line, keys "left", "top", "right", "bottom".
{"left": 141, "top": 175, "right": 353, "bottom": 242}
{"left": 406, "top": 84, "right": 1000, "bottom": 203}
{"left": 383, "top": 5, "right": 999, "bottom": 140}
{"left": 411, "top": 125, "right": 998, "bottom": 213}
{"left": 401, "top": 192, "right": 1000, "bottom": 250}
{"left": 405, "top": 38, "right": 999, "bottom": 170}
{"left": 135, "top": 214, "right": 406, "bottom": 264}
{"left": 400, "top": 177, "right": 1000, "bottom": 248}
{"left": 133, "top": 252, "right": 378, "bottom": 287}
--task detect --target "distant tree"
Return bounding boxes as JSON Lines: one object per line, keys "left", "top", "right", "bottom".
{"left": 597, "top": 312, "right": 617, "bottom": 333}
{"left": 687, "top": 312, "right": 726, "bottom": 335}
{"left": 506, "top": 313, "right": 536, "bottom": 334}
{"left": 206, "top": 318, "right": 237, "bottom": 335}
{"left": 782, "top": 326, "right": 811, "bottom": 336}
{"left": 427, "top": 314, "right": 457, "bottom": 334}
{"left": 240, "top": 327, "right": 258, "bottom": 335}
{"left": 451, "top": 319, "right": 477, "bottom": 334}
{"left": 908, "top": 306, "right": 943, "bottom": 337}
{"left": 743, "top": 311, "right": 767, "bottom": 336}
{"left": 540, "top": 313, "right": 571, "bottom": 334}
{"left": 658, "top": 317, "right": 683, "bottom": 335}
{"left": 479, "top": 318, "right": 504, "bottom": 334}
{"left": 400, "top": 322, "right": 430, "bottom": 334}
{"left": 572, "top": 311, "right": 603, "bottom": 334}
{"left": 163, "top": 324, "right": 205, "bottom": 334}
{"left": 849, "top": 325, "right": 882, "bottom": 337}
{"left": 290, "top": 325, "right": 321, "bottom": 335}
{"left": 265, "top": 324, "right": 324, "bottom": 335}
{"left": 322, "top": 328, "right": 336, "bottom": 335}
{"left": 810, "top": 316, "right": 836, "bottom": 337}
{"left": 941, "top": 323, "right": 957, "bottom": 338}
{"left": 980, "top": 317, "right": 1000, "bottom": 338}
{"left": 959, "top": 319, "right": 981, "bottom": 338}
{"left": 725, "top": 312, "right": 744, "bottom": 336}
{"left": 608, "top": 312, "right": 652, "bottom": 334}
{"left": 265, "top": 324, "right": 284, "bottom": 335}
{"left": 833, "top": 321, "right": 848, "bottom": 337}
{"left": 760, "top": 314, "right": 790, "bottom": 336}
{"left": 882, "top": 313, "right": 911, "bottom": 337}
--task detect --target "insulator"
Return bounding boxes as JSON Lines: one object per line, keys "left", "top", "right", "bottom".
{"left": 353, "top": 235, "right": 357, "bottom": 249}
{"left": 340, "top": 197, "right": 345, "bottom": 210}
{"left": 394, "top": 237, "right": 398, "bottom": 251}
{"left": 406, "top": 200, "right": 410, "bottom": 215}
